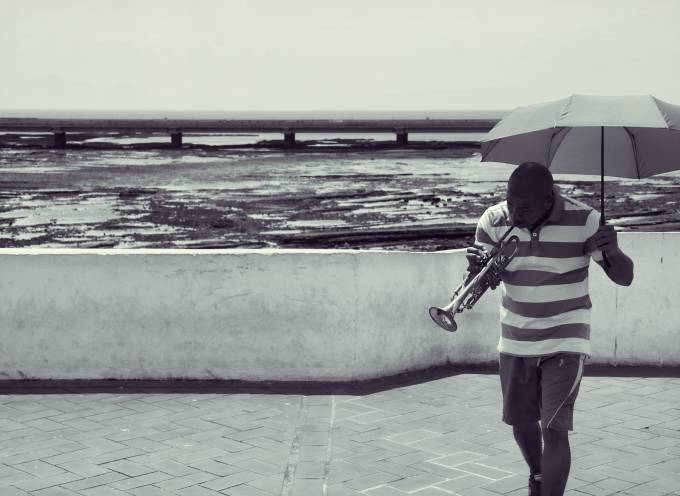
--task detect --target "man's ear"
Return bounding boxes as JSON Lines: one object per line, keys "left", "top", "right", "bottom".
{"left": 543, "top": 191, "right": 554, "bottom": 209}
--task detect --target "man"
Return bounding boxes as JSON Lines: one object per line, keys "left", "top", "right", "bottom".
{"left": 467, "top": 162, "right": 633, "bottom": 496}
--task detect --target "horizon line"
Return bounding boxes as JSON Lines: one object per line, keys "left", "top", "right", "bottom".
{"left": 0, "top": 108, "right": 512, "bottom": 113}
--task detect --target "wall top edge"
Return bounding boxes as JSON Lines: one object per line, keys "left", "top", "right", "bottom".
{"left": 0, "top": 232, "right": 674, "bottom": 255}
{"left": 0, "top": 248, "right": 451, "bottom": 255}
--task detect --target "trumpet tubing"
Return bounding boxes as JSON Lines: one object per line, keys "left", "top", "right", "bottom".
{"left": 428, "top": 225, "right": 519, "bottom": 333}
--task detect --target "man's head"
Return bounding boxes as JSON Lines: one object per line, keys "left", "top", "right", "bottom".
{"left": 506, "top": 162, "right": 554, "bottom": 229}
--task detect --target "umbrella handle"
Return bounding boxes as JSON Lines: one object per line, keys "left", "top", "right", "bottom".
{"left": 599, "top": 210, "right": 611, "bottom": 268}
{"left": 601, "top": 250, "right": 611, "bottom": 268}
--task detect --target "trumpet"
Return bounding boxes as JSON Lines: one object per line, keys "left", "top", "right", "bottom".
{"left": 429, "top": 225, "right": 519, "bottom": 332}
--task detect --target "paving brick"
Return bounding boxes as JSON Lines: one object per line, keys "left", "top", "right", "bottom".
{"left": 60, "top": 417, "right": 106, "bottom": 431}
{"left": 427, "top": 451, "right": 487, "bottom": 468}
{"left": 173, "top": 486, "right": 224, "bottom": 496}
{"left": 0, "top": 372, "right": 678, "bottom": 495}
{"left": 361, "top": 459, "right": 424, "bottom": 478}
{"left": 247, "top": 473, "right": 284, "bottom": 493}
{"left": 147, "top": 458, "right": 201, "bottom": 476}
{"left": 475, "top": 473, "right": 529, "bottom": 494}
{"left": 79, "top": 437, "right": 131, "bottom": 452}
{"left": 12, "top": 459, "right": 68, "bottom": 478}
{"left": 198, "top": 471, "right": 261, "bottom": 491}
{"left": 101, "top": 459, "right": 154, "bottom": 477}
{"left": 326, "top": 483, "right": 364, "bottom": 495}
{"left": 408, "top": 488, "right": 469, "bottom": 496}
{"left": 293, "top": 460, "right": 326, "bottom": 479}
{"left": 298, "top": 444, "right": 326, "bottom": 461}
{"left": 0, "top": 487, "right": 32, "bottom": 496}
{"left": 384, "top": 472, "right": 450, "bottom": 492}
{"left": 61, "top": 472, "right": 129, "bottom": 491}
{"left": 155, "top": 471, "right": 220, "bottom": 491}
{"left": 130, "top": 485, "right": 180, "bottom": 495}
{"left": 186, "top": 459, "right": 239, "bottom": 477}
{"left": 361, "top": 485, "right": 410, "bottom": 495}
{"left": 290, "top": 477, "right": 324, "bottom": 496}
{"left": 433, "top": 473, "right": 495, "bottom": 493}
{"left": 109, "top": 471, "right": 174, "bottom": 490}
{"left": 88, "top": 448, "right": 148, "bottom": 465}
{"left": 343, "top": 471, "right": 405, "bottom": 491}
{"left": 31, "top": 487, "right": 83, "bottom": 496}
{"left": 79, "top": 486, "right": 133, "bottom": 496}
{"left": 232, "top": 458, "right": 283, "bottom": 476}
{"left": 221, "top": 483, "right": 273, "bottom": 496}
{"left": 12, "top": 472, "right": 85, "bottom": 492}
{"left": 453, "top": 461, "right": 515, "bottom": 480}
{"left": 571, "top": 451, "right": 624, "bottom": 470}
{"left": 384, "top": 429, "right": 442, "bottom": 445}
{"left": 53, "top": 459, "right": 110, "bottom": 478}
{"left": 0, "top": 446, "right": 64, "bottom": 463}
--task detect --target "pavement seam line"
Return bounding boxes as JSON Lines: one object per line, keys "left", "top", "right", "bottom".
{"left": 322, "top": 395, "right": 336, "bottom": 496}
{"left": 280, "top": 395, "right": 308, "bottom": 496}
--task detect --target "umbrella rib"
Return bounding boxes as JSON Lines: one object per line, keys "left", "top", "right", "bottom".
{"left": 556, "top": 95, "right": 573, "bottom": 126}
{"left": 546, "top": 128, "right": 566, "bottom": 167}
{"left": 623, "top": 127, "right": 641, "bottom": 179}
{"left": 482, "top": 138, "right": 501, "bottom": 159}
{"left": 649, "top": 94, "right": 672, "bottom": 128}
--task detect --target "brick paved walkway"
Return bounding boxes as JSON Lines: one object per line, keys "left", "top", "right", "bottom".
{"left": 1, "top": 364, "right": 679, "bottom": 496}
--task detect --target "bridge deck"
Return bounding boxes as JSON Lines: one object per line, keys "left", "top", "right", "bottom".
{"left": 0, "top": 117, "right": 498, "bottom": 133}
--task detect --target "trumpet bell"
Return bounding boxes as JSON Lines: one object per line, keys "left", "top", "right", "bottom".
{"left": 428, "top": 306, "right": 458, "bottom": 332}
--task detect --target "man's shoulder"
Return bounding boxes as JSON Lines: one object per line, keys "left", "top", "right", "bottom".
{"left": 558, "top": 191, "right": 601, "bottom": 231}
{"left": 481, "top": 200, "right": 510, "bottom": 227}
{"left": 560, "top": 191, "right": 597, "bottom": 213}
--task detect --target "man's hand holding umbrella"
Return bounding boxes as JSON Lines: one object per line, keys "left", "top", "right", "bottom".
{"left": 585, "top": 224, "right": 634, "bottom": 286}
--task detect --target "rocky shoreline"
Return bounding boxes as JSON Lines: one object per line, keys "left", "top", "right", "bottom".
{"left": 0, "top": 137, "right": 679, "bottom": 250}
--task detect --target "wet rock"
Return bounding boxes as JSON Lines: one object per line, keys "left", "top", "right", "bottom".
{"left": 118, "top": 188, "right": 158, "bottom": 199}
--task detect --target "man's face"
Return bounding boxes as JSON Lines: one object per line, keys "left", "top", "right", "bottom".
{"left": 506, "top": 183, "right": 553, "bottom": 228}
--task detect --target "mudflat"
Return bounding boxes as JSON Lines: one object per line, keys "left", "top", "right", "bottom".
{"left": 0, "top": 142, "right": 678, "bottom": 250}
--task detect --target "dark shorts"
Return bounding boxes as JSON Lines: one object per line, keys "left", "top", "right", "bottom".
{"left": 499, "top": 352, "right": 586, "bottom": 431}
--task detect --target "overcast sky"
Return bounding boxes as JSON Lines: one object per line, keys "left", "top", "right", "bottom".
{"left": 2, "top": 0, "right": 679, "bottom": 112}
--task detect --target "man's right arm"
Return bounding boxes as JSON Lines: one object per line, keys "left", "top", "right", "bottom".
{"left": 466, "top": 208, "right": 496, "bottom": 276}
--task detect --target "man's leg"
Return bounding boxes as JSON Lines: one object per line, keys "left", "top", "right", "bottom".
{"left": 512, "top": 421, "right": 542, "bottom": 476}
{"left": 541, "top": 426, "right": 570, "bottom": 496}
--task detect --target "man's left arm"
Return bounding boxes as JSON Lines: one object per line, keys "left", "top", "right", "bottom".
{"left": 589, "top": 225, "right": 634, "bottom": 286}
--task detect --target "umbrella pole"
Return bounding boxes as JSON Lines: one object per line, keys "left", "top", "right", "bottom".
{"left": 600, "top": 126, "right": 606, "bottom": 224}
{"left": 601, "top": 126, "right": 611, "bottom": 267}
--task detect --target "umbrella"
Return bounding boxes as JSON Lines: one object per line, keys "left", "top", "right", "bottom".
{"left": 480, "top": 94, "right": 680, "bottom": 223}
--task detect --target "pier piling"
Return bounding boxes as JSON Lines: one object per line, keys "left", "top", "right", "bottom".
{"left": 284, "top": 131, "right": 296, "bottom": 147}
{"left": 171, "top": 131, "right": 182, "bottom": 147}
{"left": 53, "top": 131, "right": 66, "bottom": 148}
{"left": 396, "top": 131, "right": 408, "bottom": 145}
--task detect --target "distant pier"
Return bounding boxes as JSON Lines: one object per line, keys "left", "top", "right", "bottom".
{"left": 0, "top": 117, "right": 499, "bottom": 148}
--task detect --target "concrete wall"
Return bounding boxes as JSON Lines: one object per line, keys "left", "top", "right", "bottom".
{"left": 0, "top": 232, "right": 677, "bottom": 381}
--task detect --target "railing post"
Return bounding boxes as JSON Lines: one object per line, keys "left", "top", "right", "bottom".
{"left": 283, "top": 130, "right": 296, "bottom": 148}
{"left": 53, "top": 130, "right": 67, "bottom": 148}
{"left": 396, "top": 130, "right": 408, "bottom": 146}
{"left": 171, "top": 131, "right": 182, "bottom": 148}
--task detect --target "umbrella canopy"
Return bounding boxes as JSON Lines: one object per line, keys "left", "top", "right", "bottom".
{"left": 481, "top": 94, "right": 680, "bottom": 179}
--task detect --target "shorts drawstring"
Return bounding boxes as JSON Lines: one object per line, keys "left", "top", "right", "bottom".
{"left": 546, "top": 354, "right": 586, "bottom": 429}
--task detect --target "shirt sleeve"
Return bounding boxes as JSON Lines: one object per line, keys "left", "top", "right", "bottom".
{"left": 475, "top": 207, "right": 497, "bottom": 253}
{"left": 584, "top": 209, "right": 604, "bottom": 262}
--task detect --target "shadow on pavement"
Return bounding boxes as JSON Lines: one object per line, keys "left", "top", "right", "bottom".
{"left": 0, "top": 362, "right": 678, "bottom": 395}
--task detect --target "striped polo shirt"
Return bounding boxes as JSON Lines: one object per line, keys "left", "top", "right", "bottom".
{"left": 475, "top": 186, "right": 603, "bottom": 359}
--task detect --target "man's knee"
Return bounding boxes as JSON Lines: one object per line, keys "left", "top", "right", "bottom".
{"left": 512, "top": 420, "right": 540, "bottom": 433}
{"left": 542, "top": 425, "right": 569, "bottom": 445}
